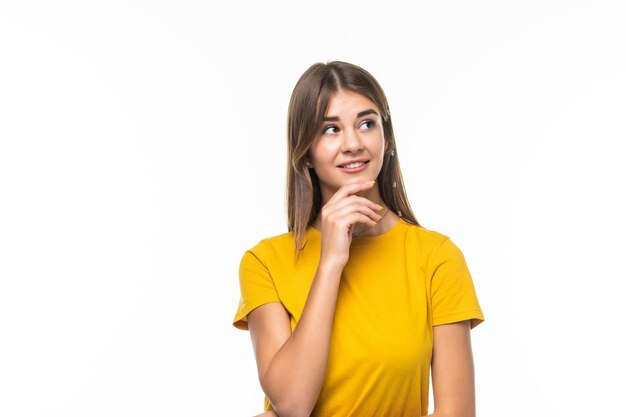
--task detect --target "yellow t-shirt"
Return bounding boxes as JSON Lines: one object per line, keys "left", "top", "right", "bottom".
{"left": 233, "top": 219, "right": 484, "bottom": 416}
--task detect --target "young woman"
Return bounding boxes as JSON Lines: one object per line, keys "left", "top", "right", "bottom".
{"left": 233, "top": 61, "right": 484, "bottom": 417}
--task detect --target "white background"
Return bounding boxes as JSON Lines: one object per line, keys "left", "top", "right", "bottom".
{"left": 1, "top": 1, "right": 625, "bottom": 416}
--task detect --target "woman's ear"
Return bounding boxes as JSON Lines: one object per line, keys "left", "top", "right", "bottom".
{"left": 304, "top": 153, "right": 314, "bottom": 168}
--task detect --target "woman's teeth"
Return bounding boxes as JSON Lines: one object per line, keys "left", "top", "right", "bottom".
{"left": 341, "top": 161, "right": 365, "bottom": 169}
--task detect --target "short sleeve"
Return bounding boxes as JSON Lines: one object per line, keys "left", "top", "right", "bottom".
{"left": 430, "top": 238, "right": 484, "bottom": 329}
{"left": 232, "top": 246, "right": 281, "bottom": 330}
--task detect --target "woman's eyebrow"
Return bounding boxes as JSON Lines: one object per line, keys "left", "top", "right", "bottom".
{"left": 322, "top": 109, "right": 379, "bottom": 122}
{"left": 357, "top": 109, "right": 379, "bottom": 118}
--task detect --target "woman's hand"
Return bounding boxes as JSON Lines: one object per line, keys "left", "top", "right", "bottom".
{"left": 318, "top": 180, "right": 383, "bottom": 268}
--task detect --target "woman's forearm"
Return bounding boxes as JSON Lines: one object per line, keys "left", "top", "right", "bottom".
{"left": 426, "top": 412, "right": 474, "bottom": 417}
{"left": 260, "top": 260, "right": 343, "bottom": 417}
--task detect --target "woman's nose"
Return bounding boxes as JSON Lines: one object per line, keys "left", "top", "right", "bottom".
{"left": 341, "top": 129, "right": 363, "bottom": 152}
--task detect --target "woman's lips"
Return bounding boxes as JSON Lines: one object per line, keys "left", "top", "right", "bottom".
{"left": 338, "top": 160, "right": 369, "bottom": 173}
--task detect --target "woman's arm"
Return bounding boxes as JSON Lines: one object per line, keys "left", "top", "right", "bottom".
{"left": 247, "top": 181, "right": 381, "bottom": 417}
{"left": 248, "top": 261, "right": 343, "bottom": 417}
{"left": 427, "top": 320, "right": 476, "bottom": 417}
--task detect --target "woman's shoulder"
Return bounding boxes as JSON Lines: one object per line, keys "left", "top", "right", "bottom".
{"left": 243, "top": 229, "right": 297, "bottom": 258}
{"left": 401, "top": 222, "right": 471, "bottom": 267}
{"left": 402, "top": 221, "right": 451, "bottom": 247}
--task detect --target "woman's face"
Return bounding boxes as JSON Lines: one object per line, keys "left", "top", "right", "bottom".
{"left": 308, "top": 90, "right": 386, "bottom": 202}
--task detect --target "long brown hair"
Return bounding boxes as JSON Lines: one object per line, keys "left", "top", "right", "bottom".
{"left": 286, "top": 61, "right": 419, "bottom": 257}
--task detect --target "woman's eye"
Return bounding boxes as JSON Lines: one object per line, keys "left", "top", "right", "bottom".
{"left": 322, "top": 125, "right": 339, "bottom": 134}
{"left": 359, "top": 120, "right": 375, "bottom": 130}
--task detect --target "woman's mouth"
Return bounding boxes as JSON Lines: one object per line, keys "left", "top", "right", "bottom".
{"left": 338, "top": 160, "right": 369, "bottom": 172}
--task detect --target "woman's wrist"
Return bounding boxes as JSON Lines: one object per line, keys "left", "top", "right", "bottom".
{"left": 317, "top": 255, "right": 346, "bottom": 275}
